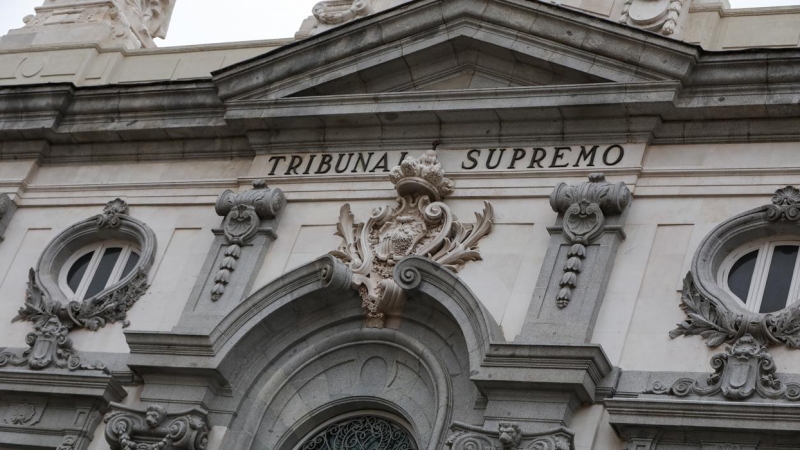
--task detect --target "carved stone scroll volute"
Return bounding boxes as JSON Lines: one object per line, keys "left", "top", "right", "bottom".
{"left": 550, "top": 174, "right": 630, "bottom": 308}
{"left": 330, "top": 150, "right": 493, "bottom": 328}
{"left": 211, "top": 180, "right": 285, "bottom": 302}
{"left": 104, "top": 403, "right": 209, "bottom": 450}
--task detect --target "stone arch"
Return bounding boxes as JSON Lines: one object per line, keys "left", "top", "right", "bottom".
{"left": 208, "top": 255, "right": 503, "bottom": 450}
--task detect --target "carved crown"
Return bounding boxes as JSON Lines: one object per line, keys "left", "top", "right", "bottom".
{"left": 388, "top": 150, "right": 454, "bottom": 201}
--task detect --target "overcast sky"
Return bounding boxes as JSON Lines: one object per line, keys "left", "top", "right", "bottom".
{"left": 1, "top": 0, "right": 798, "bottom": 47}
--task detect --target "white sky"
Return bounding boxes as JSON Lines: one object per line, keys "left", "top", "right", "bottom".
{"left": 0, "top": 0, "right": 798, "bottom": 47}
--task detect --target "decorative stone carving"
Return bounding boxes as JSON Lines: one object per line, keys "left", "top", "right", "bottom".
{"left": 1, "top": 199, "right": 155, "bottom": 370}
{"left": 104, "top": 403, "right": 209, "bottom": 450}
{"left": 0, "top": 309, "right": 105, "bottom": 371}
{"left": 57, "top": 435, "right": 78, "bottom": 450}
{"left": 619, "top": 0, "right": 684, "bottom": 36}
{"left": 550, "top": 173, "right": 630, "bottom": 308}
{"left": 670, "top": 273, "right": 800, "bottom": 348}
{"left": 3, "top": 0, "right": 176, "bottom": 50}
{"left": 766, "top": 185, "right": 800, "bottom": 222}
{"left": 97, "top": 198, "right": 130, "bottom": 228}
{"left": 446, "top": 422, "right": 573, "bottom": 450}
{"left": 647, "top": 335, "right": 800, "bottom": 401}
{"left": 4, "top": 403, "right": 35, "bottom": 425}
{"left": 313, "top": 0, "right": 370, "bottom": 25}
{"left": 330, "top": 150, "right": 493, "bottom": 327}
{"left": 211, "top": 180, "right": 284, "bottom": 301}
{"left": 0, "top": 193, "right": 16, "bottom": 242}
{"left": 671, "top": 186, "right": 800, "bottom": 349}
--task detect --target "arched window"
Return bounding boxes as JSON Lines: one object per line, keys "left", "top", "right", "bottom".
{"left": 720, "top": 239, "right": 800, "bottom": 313}
{"left": 59, "top": 241, "right": 141, "bottom": 301}
{"left": 298, "top": 414, "right": 416, "bottom": 450}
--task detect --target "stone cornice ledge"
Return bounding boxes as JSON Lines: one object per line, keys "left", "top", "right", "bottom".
{"left": 472, "top": 343, "right": 613, "bottom": 403}
{"left": 606, "top": 397, "right": 800, "bottom": 434}
{"left": 0, "top": 367, "right": 126, "bottom": 403}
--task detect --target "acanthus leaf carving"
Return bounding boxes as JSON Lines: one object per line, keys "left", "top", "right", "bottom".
{"left": 647, "top": 334, "right": 800, "bottom": 401}
{"left": 104, "top": 403, "right": 209, "bottom": 450}
{"left": 670, "top": 272, "right": 800, "bottom": 349}
{"left": 446, "top": 421, "right": 573, "bottom": 450}
{"left": 550, "top": 173, "right": 630, "bottom": 308}
{"left": 330, "top": 150, "right": 493, "bottom": 328}
{"left": 211, "top": 180, "right": 285, "bottom": 302}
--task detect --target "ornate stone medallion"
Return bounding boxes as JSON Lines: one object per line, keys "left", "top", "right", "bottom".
{"left": 330, "top": 150, "right": 493, "bottom": 327}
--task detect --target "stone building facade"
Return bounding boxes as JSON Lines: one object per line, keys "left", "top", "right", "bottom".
{"left": 0, "top": 0, "right": 800, "bottom": 449}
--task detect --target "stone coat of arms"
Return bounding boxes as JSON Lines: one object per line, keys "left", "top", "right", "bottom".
{"left": 331, "top": 150, "right": 493, "bottom": 327}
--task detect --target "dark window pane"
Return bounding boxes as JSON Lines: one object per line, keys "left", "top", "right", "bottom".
{"left": 728, "top": 250, "right": 758, "bottom": 304}
{"left": 83, "top": 247, "right": 122, "bottom": 300}
{"left": 121, "top": 252, "right": 140, "bottom": 278}
{"left": 760, "top": 245, "right": 800, "bottom": 313}
{"left": 67, "top": 251, "right": 94, "bottom": 293}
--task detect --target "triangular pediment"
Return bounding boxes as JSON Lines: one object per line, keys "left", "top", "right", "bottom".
{"left": 288, "top": 36, "right": 613, "bottom": 97}
{"left": 214, "top": 0, "right": 696, "bottom": 102}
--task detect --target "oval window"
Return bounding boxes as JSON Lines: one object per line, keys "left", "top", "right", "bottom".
{"left": 720, "top": 240, "right": 800, "bottom": 313}
{"left": 59, "top": 242, "right": 141, "bottom": 301}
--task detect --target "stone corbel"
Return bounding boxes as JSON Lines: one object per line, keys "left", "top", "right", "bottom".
{"left": 104, "top": 403, "right": 209, "bottom": 450}
{"left": 446, "top": 421, "right": 574, "bottom": 450}
{"left": 519, "top": 173, "right": 631, "bottom": 344}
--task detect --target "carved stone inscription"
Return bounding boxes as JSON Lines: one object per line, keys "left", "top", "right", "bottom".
{"left": 262, "top": 145, "right": 630, "bottom": 177}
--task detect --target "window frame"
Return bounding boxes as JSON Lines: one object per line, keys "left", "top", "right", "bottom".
{"left": 718, "top": 238, "right": 800, "bottom": 313}
{"left": 58, "top": 241, "right": 141, "bottom": 302}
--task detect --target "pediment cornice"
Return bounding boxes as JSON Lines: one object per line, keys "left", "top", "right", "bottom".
{"left": 212, "top": 0, "right": 699, "bottom": 102}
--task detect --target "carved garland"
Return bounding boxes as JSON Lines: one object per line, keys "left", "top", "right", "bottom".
{"left": 331, "top": 150, "right": 493, "bottom": 328}
{"left": 211, "top": 180, "right": 284, "bottom": 302}
{"left": 670, "top": 186, "right": 800, "bottom": 349}
{"left": 0, "top": 199, "right": 155, "bottom": 371}
{"left": 550, "top": 174, "right": 630, "bottom": 308}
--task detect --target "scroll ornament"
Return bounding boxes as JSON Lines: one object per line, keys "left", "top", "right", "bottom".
{"left": 446, "top": 421, "right": 573, "bottom": 450}
{"left": 330, "top": 150, "right": 493, "bottom": 328}
{"left": 104, "top": 404, "right": 209, "bottom": 450}
{"left": 0, "top": 199, "right": 150, "bottom": 371}
{"left": 550, "top": 174, "right": 630, "bottom": 308}
{"left": 648, "top": 334, "right": 800, "bottom": 401}
{"left": 210, "top": 180, "right": 284, "bottom": 301}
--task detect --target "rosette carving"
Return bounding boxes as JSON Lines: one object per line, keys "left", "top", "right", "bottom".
{"left": 104, "top": 404, "right": 209, "bottom": 450}
{"left": 550, "top": 174, "right": 630, "bottom": 308}
{"left": 331, "top": 150, "right": 493, "bottom": 327}
{"left": 648, "top": 335, "right": 800, "bottom": 401}
{"left": 211, "top": 180, "right": 284, "bottom": 301}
